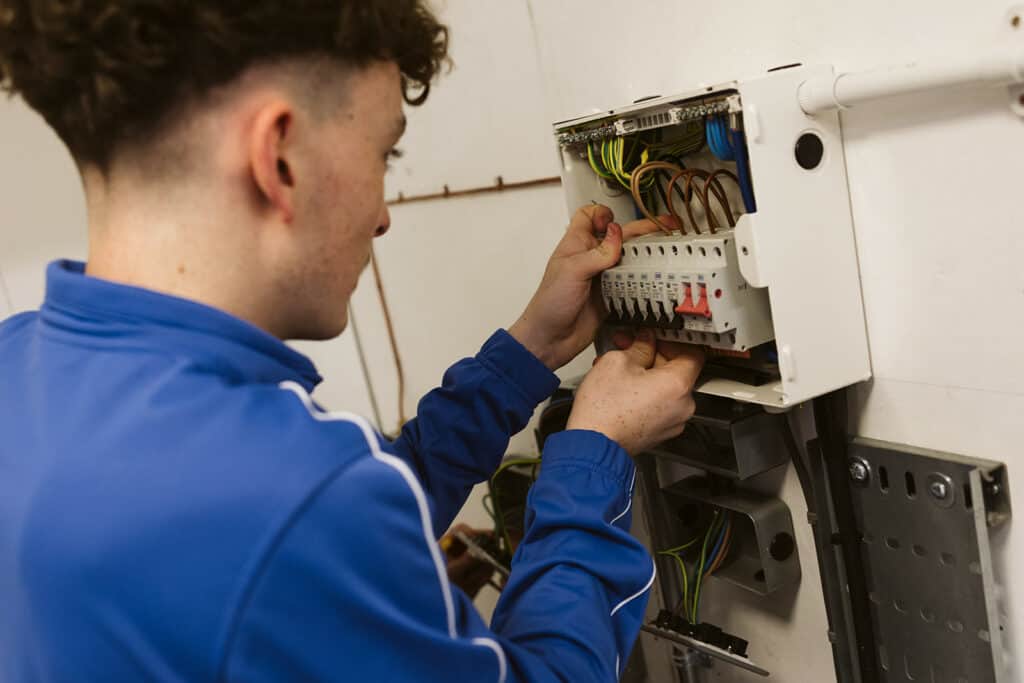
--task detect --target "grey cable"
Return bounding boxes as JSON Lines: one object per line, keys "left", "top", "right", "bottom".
{"left": 348, "top": 306, "right": 384, "bottom": 432}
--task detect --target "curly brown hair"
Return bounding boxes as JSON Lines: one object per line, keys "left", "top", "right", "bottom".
{"left": 0, "top": 1, "right": 448, "bottom": 168}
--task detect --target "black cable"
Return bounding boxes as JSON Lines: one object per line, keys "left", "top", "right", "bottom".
{"left": 784, "top": 414, "right": 858, "bottom": 683}
{"left": 813, "top": 391, "right": 879, "bottom": 683}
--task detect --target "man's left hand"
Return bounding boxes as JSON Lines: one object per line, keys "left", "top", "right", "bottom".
{"left": 509, "top": 204, "right": 668, "bottom": 371}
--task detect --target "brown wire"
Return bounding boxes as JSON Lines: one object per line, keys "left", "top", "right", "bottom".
{"left": 701, "top": 169, "right": 740, "bottom": 230}
{"left": 629, "top": 161, "right": 687, "bottom": 234}
{"left": 709, "top": 522, "right": 733, "bottom": 574}
{"left": 369, "top": 247, "right": 408, "bottom": 432}
{"left": 666, "top": 169, "right": 713, "bottom": 235}
{"left": 658, "top": 168, "right": 697, "bottom": 234}
{"left": 666, "top": 168, "right": 734, "bottom": 234}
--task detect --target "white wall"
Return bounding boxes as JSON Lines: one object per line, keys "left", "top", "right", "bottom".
{"left": 4, "top": 0, "right": 1024, "bottom": 680}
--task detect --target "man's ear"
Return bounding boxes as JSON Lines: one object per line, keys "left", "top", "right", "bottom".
{"left": 249, "top": 100, "right": 296, "bottom": 223}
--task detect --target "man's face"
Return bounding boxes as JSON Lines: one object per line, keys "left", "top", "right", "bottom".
{"left": 286, "top": 61, "right": 404, "bottom": 339}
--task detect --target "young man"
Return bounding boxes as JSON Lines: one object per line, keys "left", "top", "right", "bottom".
{"left": 0, "top": 2, "right": 703, "bottom": 681}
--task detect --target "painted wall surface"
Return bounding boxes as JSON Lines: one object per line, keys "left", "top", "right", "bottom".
{"left": 3, "top": 0, "right": 1023, "bottom": 680}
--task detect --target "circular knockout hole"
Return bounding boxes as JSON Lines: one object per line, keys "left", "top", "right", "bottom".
{"left": 741, "top": 246, "right": 749, "bottom": 256}
{"left": 714, "top": 289, "right": 723, "bottom": 299}
{"left": 769, "top": 532, "right": 795, "bottom": 561}
{"left": 795, "top": 132, "right": 825, "bottom": 170}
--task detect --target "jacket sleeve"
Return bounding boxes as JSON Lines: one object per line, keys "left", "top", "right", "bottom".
{"left": 222, "top": 429, "right": 654, "bottom": 683}
{"left": 387, "top": 329, "right": 560, "bottom": 533}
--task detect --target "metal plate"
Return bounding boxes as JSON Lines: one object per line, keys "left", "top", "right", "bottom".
{"left": 847, "top": 438, "right": 1011, "bottom": 683}
{"left": 640, "top": 623, "right": 770, "bottom": 677}
{"left": 661, "top": 476, "right": 801, "bottom": 595}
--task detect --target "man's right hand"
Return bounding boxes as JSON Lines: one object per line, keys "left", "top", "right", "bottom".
{"left": 566, "top": 329, "right": 704, "bottom": 455}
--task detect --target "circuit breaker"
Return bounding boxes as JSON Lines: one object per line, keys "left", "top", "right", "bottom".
{"left": 601, "top": 230, "right": 772, "bottom": 352}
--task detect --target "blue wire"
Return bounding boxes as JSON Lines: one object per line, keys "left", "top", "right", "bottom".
{"left": 728, "top": 127, "right": 757, "bottom": 213}
{"left": 704, "top": 516, "right": 730, "bottom": 571}
{"left": 707, "top": 117, "right": 735, "bottom": 161}
{"left": 705, "top": 119, "right": 723, "bottom": 159}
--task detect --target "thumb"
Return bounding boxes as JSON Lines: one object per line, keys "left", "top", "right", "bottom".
{"left": 622, "top": 328, "right": 656, "bottom": 369}
{"left": 570, "top": 222, "right": 622, "bottom": 277}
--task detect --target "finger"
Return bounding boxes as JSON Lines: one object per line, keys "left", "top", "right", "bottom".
{"left": 620, "top": 214, "right": 680, "bottom": 241}
{"left": 656, "top": 340, "right": 704, "bottom": 362}
{"left": 621, "top": 328, "right": 656, "bottom": 369}
{"left": 611, "top": 330, "right": 634, "bottom": 350}
{"left": 447, "top": 553, "right": 476, "bottom": 576}
{"left": 567, "top": 221, "right": 623, "bottom": 276}
{"left": 653, "top": 346, "right": 705, "bottom": 390}
{"left": 568, "top": 204, "right": 615, "bottom": 238}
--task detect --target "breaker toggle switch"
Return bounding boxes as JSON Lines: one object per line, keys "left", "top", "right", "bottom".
{"left": 674, "top": 284, "right": 695, "bottom": 315}
{"left": 693, "top": 284, "right": 712, "bottom": 319}
{"left": 674, "top": 283, "right": 712, "bottom": 319}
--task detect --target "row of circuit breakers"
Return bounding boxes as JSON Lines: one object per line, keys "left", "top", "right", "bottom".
{"left": 601, "top": 229, "right": 773, "bottom": 352}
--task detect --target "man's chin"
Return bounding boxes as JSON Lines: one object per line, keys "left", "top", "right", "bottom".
{"left": 289, "top": 310, "right": 349, "bottom": 342}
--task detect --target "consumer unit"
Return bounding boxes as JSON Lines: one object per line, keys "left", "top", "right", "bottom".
{"left": 553, "top": 65, "right": 872, "bottom": 407}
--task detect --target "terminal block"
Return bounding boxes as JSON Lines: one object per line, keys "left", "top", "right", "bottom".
{"left": 601, "top": 230, "right": 773, "bottom": 352}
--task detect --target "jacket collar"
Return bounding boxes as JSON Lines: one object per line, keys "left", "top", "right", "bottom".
{"left": 40, "top": 260, "right": 322, "bottom": 391}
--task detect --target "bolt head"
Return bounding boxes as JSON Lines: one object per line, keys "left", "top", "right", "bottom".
{"left": 929, "top": 481, "right": 950, "bottom": 499}
{"left": 849, "top": 461, "right": 869, "bottom": 482}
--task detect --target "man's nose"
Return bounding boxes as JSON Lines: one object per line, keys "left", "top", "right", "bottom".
{"left": 374, "top": 206, "right": 391, "bottom": 237}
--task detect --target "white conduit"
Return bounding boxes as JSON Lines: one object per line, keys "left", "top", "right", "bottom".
{"left": 798, "top": 46, "right": 1024, "bottom": 114}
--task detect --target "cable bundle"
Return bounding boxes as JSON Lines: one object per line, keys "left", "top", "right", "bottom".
{"left": 706, "top": 115, "right": 757, "bottom": 214}
{"left": 629, "top": 161, "right": 741, "bottom": 235}
{"left": 658, "top": 510, "right": 734, "bottom": 624}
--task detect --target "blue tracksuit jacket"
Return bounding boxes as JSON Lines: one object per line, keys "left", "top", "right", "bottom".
{"left": 0, "top": 260, "right": 655, "bottom": 682}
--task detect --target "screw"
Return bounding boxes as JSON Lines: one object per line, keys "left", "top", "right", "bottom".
{"left": 849, "top": 460, "right": 869, "bottom": 483}
{"left": 929, "top": 480, "right": 950, "bottom": 500}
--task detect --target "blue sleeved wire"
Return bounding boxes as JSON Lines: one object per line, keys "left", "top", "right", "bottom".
{"left": 729, "top": 127, "right": 757, "bottom": 213}
{"left": 704, "top": 516, "right": 730, "bottom": 571}
{"left": 706, "top": 117, "right": 735, "bottom": 162}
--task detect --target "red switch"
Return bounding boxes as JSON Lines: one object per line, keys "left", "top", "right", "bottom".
{"left": 674, "top": 284, "right": 694, "bottom": 314}
{"left": 693, "top": 284, "right": 712, "bottom": 319}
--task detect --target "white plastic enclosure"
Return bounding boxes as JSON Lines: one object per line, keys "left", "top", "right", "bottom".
{"left": 554, "top": 65, "right": 872, "bottom": 407}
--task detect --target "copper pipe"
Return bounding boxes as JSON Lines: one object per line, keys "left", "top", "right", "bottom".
{"left": 387, "top": 175, "right": 562, "bottom": 206}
